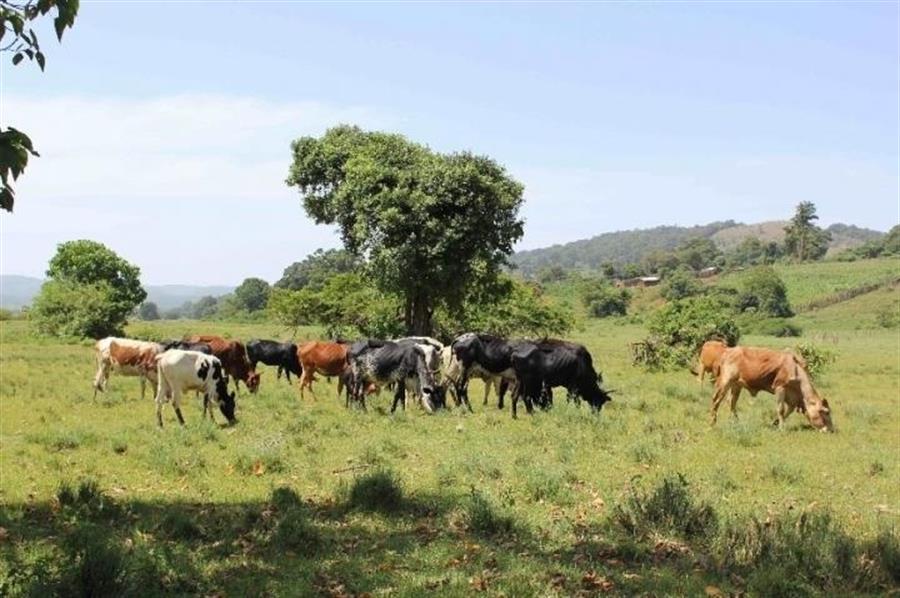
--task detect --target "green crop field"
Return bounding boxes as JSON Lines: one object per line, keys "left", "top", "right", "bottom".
{"left": 1, "top": 262, "right": 899, "bottom": 596}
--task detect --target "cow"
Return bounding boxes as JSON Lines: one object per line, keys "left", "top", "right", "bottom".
{"left": 692, "top": 339, "right": 729, "bottom": 386}
{"left": 450, "top": 333, "right": 522, "bottom": 412}
{"left": 247, "top": 339, "right": 301, "bottom": 383}
{"left": 297, "top": 341, "right": 350, "bottom": 399}
{"left": 510, "top": 339, "right": 612, "bottom": 418}
{"left": 183, "top": 335, "right": 261, "bottom": 394}
{"left": 394, "top": 337, "right": 444, "bottom": 408}
{"left": 349, "top": 340, "right": 440, "bottom": 413}
{"left": 154, "top": 350, "right": 236, "bottom": 427}
{"left": 93, "top": 337, "right": 164, "bottom": 400}
{"left": 710, "top": 346, "right": 834, "bottom": 432}
{"left": 440, "top": 345, "right": 504, "bottom": 408}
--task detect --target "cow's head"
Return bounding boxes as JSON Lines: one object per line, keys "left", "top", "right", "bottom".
{"left": 213, "top": 375, "right": 237, "bottom": 425}
{"left": 805, "top": 396, "right": 834, "bottom": 432}
{"left": 246, "top": 371, "right": 262, "bottom": 393}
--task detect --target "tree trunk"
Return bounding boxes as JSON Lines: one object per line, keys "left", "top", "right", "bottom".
{"left": 407, "top": 292, "right": 433, "bottom": 336}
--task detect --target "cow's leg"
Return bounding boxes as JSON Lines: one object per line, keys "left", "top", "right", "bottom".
{"left": 729, "top": 386, "right": 741, "bottom": 419}
{"left": 483, "top": 378, "right": 491, "bottom": 406}
{"left": 391, "top": 383, "right": 405, "bottom": 413}
{"left": 172, "top": 389, "right": 185, "bottom": 426}
{"left": 774, "top": 387, "right": 788, "bottom": 429}
{"left": 709, "top": 382, "right": 730, "bottom": 425}
{"left": 276, "top": 365, "right": 283, "bottom": 381}
{"left": 498, "top": 380, "right": 509, "bottom": 410}
{"left": 140, "top": 375, "right": 147, "bottom": 401}
{"left": 93, "top": 359, "right": 109, "bottom": 399}
{"left": 284, "top": 369, "right": 292, "bottom": 384}
{"left": 155, "top": 368, "right": 169, "bottom": 428}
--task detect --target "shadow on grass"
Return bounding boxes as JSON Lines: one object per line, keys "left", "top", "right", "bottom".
{"left": 0, "top": 476, "right": 896, "bottom": 597}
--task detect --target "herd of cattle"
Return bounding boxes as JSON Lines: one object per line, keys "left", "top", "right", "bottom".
{"left": 92, "top": 333, "right": 834, "bottom": 432}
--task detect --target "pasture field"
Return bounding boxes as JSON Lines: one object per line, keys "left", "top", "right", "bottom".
{"left": 1, "top": 282, "right": 899, "bottom": 596}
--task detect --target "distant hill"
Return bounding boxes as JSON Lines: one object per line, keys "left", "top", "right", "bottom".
{"left": 0, "top": 276, "right": 234, "bottom": 310}
{"left": 510, "top": 220, "right": 885, "bottom": 275}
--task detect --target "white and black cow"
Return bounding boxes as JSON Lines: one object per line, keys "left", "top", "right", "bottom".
{"left": 246, "top": 339, "right": 302, "bottom": 383}
{"left": 349, "top": 340, "right": 440, "bottom": 413}
{"left": 510, "top": 339, "right": 612, "bottom": 418}
{"left": 450, "top": 333, "right": 522, "bottom": 412}
{"left": 154, "top": 350, "right": 236, "bottom": 427}
{"left": 440, "top": 345, "right": 506, "bottom": 409}
{"left": 394, "top": 336, "right": 444, "bottom": 408}
{"left": 162, "top": 340, "right": 213, "bottom": 354}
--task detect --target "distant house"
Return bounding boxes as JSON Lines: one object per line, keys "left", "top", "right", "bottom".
{"left": 698, "top": 266, "right": 720, "bottom": 278}
{"left": 616, "top": 276, "right": 661, "bottom": 288}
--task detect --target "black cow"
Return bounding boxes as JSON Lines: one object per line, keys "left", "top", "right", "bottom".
{"left": 510, "top": 339, "right": 612, "bottom": 418}
{"left": 450, "top": 333, "right": 523, "bottom": 412}
{"left": 246, "top": 339, "right": 301, "bottom": 383}
{"left": 162, "top": 340, "right": 213, "bottom": 354}
{"left": 349, "top": 340, "right": 441, "bottom": 413}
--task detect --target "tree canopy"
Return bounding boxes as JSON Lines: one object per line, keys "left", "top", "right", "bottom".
{"left": 233, "top": 277, "right": 271, "bottom": 312}
{"left": 276, "top": 248, "right": 360, "bottom": 291}
{"left": 286, "top": 125, "right": 525, "bottom": 334}
{"left": 32, "top": 240, "right": 145, "bottom": 338}
{"left": 784, "top": 202, "right": 831, "bottom": 261}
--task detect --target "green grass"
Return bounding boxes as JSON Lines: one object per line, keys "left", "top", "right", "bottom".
{"left": 1, "top": 263, "right": 899, "bottom": 595}
{"left": 719, "top": 257, "right": 899, "bottom": 308}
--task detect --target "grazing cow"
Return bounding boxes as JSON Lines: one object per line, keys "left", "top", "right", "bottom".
{"left": 394, "top": 337, "right": 444, "bottom": 408}
{"left": 710, "top": 346, "right": 834, "bottom": 432}
{"left": 510, "top": 339, "right": 612, "bottom": 418}
{"left": 162, "top": 340, "right": 213, "bottom": 354}
{"left": 451, "top": 333, "right": 522, "bottom": 411}
{"left": 297, "top": 341, "right": 350, "bottom": 399}
{"left": 440, "top": 345, "right": 504, "bottom": 408}
{"left": 183, "top": 335, "right": 261, "bottom": 394}
{"left": 247, "top": 339, "right": 301, "bottom": 383}
{"left": 350, "top": 340, "right": 439, "bottom": 413}
{"left": 693, "top": 339, "right": 728, "bottom": 386}
{"left": 154, "top": 350, "right": 236, "bottom": 427}
{"left": 93, "top": 337, "right": 163, "bottom": 400}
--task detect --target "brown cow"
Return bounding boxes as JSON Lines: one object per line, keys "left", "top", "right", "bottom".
{"left": 297, "top": 341, "right": 350, "bottom": 400}
{"left": 693, "top": 339, "right": 728, "bottom": 386}
{"left": 710, "top": 346, "right": 833, "bottom": 432}
{"left": 93, "top": 337, "right": 163, "bottom": 400}
{"left": 184, "top": 335, "right": 261, "bottom": 394}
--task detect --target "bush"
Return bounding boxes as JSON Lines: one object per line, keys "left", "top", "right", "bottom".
{"left": 661, "top": 267, "right": 702, "bottom": 301}
{"left": 634, "top": 295, "right": 740, "bottom": 369}
{"left": 736, "top": 266, "right": 793, "bottom": 317}
{"left": 613, "top": 474, "right": 717, "bottom": 541}
{"left": 794, "top": 342, "right": 836, "bottom": 377}
{"left": 344, "top": 469, "right": 404, "bottom": 514}
{"left": 583, "top": 282, "right": 631, "bottom": 317}
{"left": 31, "top": 280, "right": 129, "bottom": 338}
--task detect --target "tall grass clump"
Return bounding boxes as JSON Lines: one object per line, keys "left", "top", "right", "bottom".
{"left": 269, "top": 487, "right": 322, "bottom": 557}
{"left": 56, "top": 479, "right": 119, "bottom": 520}
{"left": 614, "top": 474, "right": 717, "bottom": 540}
{"left": 714, "top": 512, "right": 900, "bottom": 594}
{"left": 464, "top": 489, "right": 517, "bottom": 538}
{"left": 343, "top": 468, "right": 404, "bottom": 514}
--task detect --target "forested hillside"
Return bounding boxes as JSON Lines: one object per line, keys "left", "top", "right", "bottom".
{"left": 510, "top": 220, "right": 884, "bottom": 275}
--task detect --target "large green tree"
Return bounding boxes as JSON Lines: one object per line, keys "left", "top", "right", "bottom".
{"left": 233, "top": 277, "right": 271, "bottom": 312}
{"left": 1, "top": 0, "right": 78, "bottom": 211}
{"left": 32, "top": 240, "right": 146, "bottom": 338}
{"left": 783, "top": 202, "right": 831, "bottom": 261}
{"left": 286, "top": 125, "right": 525, "bottom": 335}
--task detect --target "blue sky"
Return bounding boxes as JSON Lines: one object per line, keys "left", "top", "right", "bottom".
{"left": 2, "top": 1, "right": 897, "bottom": 285}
